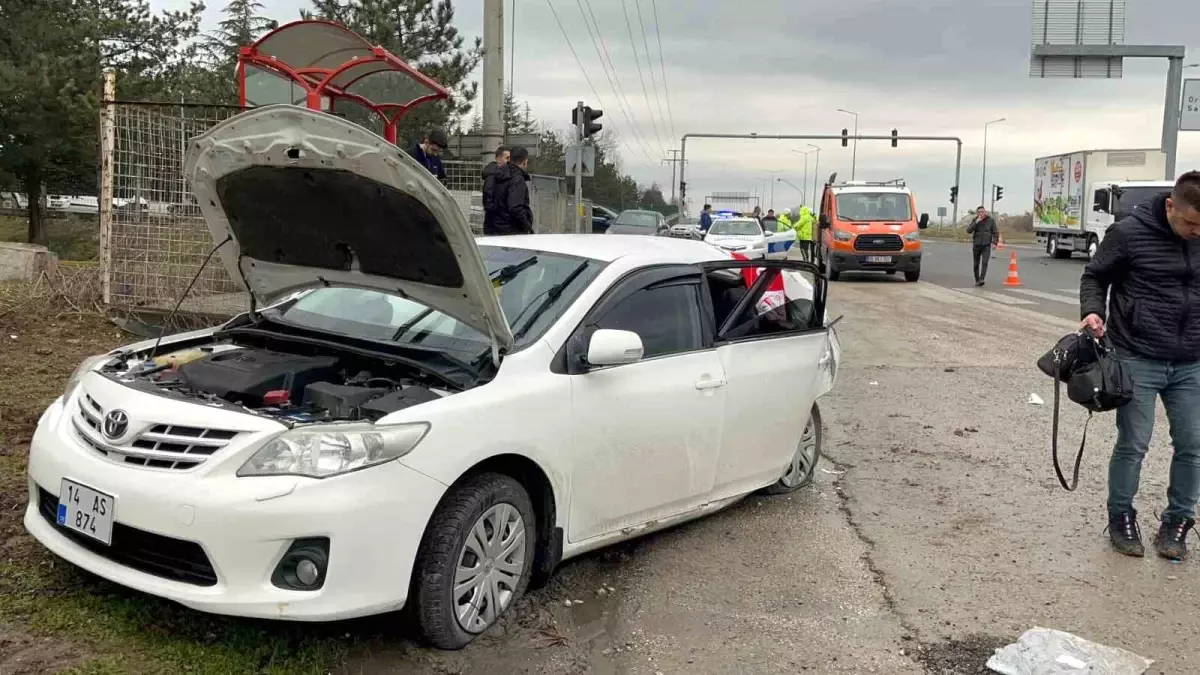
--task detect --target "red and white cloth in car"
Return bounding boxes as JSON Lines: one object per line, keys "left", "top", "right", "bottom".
{"left": 730, "top": 251, "right": 786, "bottom": 317}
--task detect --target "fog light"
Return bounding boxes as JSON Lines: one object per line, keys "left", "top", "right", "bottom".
{"left": 271, "top": 537, "right": 330, "bottom": 591}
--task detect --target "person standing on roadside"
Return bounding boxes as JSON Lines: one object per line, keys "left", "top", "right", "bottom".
{"left": 489, "top": 146, "right": 534, "bottom": 235}
{"left": 761, "top": 209, "right": 778, "bottom": 232}
{"left": 966, "top": 206, "right": 999, "bottom": 286}
{"left": 407, "top": 129, "right": 449, "bottom": 183}
{"left": 1080, "top": 171, "right": 1200, "bottom": 561}
{"left": 482, "top": 145, "right": 510, "bottom": 235}
{"left": 699, "top": 204, "right": 714, "bottom": 233}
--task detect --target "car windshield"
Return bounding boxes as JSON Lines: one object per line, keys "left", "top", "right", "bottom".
{"left": 264, "top": 246, "right": 603, "bottom": 358}
{"left": 835, "top": 192, "right": 912, "bottom": 222}
{"left": 708, "top": 220, "right": 762, "bottom": 236}
{"left": 614, "top": 212, "right": 659, "bottom": 228}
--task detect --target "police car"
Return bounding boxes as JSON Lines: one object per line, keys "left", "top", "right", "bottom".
{"left": 703, "top": 212, "right": 795, "bottom": 259}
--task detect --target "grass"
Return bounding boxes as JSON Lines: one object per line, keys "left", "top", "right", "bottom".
{"left": 0, "top": 215, "right": 100, "bottom": 261}
{"left": 0, "top": 306, "right": 370, "bottom": 674}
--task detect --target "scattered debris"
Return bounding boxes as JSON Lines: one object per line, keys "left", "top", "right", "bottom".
{"left": 869, "top": 381, "right": 879, "bottom": 386}
{"left": 1028, "top": 393, "right": 1045, "bottom": 406}
{"left": 954, "top": 429, "right": 967, "bottom": 437}
{"left": 820, "top": 468, "right": 847, "bottom": 475}
{"left": 964, "top": 426, "right": 979, "bottom": 433}
{"left": 529, "top": 625, "right": 571, "bottom": 649}
{"left": 944, "top": 367, "right": 956, "bottom": 372}
{"left": 564, "top": 599, "right": 574, "bottom": 607}
{"left": 986, "top": 627, "right": 1153, "bottom": 675}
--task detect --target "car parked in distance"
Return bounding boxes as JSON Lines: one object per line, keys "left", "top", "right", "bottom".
{"left": 25, "top": 105, "right": 840, "bottom": 651}
{"left": 606, "top": 209, "right": 668, "bottom": 236}
{"left": 591, "top": 204, "right": 619, "bottom": 233}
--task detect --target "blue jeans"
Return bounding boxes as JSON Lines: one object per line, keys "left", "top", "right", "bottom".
{"left": 1108, "top": 352, "right": 1200, "bottom": 519}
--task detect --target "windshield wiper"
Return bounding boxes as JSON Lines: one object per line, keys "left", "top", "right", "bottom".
{"left": 391, "top": 307, "right": 435, "bottom": 341}
{"left": 489, "top": 256, "right": 538, "bottom": 286}
{"left": 511, "top": 261, "right": 590, "bottom": 341}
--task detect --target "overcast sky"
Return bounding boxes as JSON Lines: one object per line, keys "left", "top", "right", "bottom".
{"left": 157, "top": 0, "right": 1199, "bottom": 217}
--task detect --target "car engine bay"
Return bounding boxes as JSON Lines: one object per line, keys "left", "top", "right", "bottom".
{"left": 103, "top": 341, "right": 452, "bottom": 424}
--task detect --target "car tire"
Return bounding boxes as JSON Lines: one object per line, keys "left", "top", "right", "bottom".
{"left": 1048, "top": 235, "right": 1071, "bottom": 259}
{"left": 413, "top": 473, "right": 537, "bottom": 650}
{"left": 885, "top": 270, "right": 897, "bottom": 275}
{"left": 828, "top": 267, "right": 841, "bottom": 282}
{"left": 764, "top": 404, "right": 822, "bottom": 494}
{"left": 904, "top": 268, "right": 920, "bottom": 282}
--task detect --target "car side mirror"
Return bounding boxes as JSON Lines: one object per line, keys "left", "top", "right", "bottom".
{"left": 586, "top": 329, "right": 644, "bottom": 367}
{"left": 918, "top": 213, "right": 929, "bottom": 230}
{"left": 818, "top": 213, "right": 831, "bottom": 230}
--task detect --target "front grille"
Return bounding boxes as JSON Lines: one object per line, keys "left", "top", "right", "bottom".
{"left": 37, "top": 487, "right": 218, "bottom": 586}
{"left": 853, "top": 234, "right": 904, "bottom": 252}
{"left": 75, "top": 394, "right": 239, "bottom": 471}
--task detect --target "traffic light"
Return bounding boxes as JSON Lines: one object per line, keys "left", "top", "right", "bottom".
{"left": 572, "top": 105, "right": 604, "bottom": 138}
{"left": 993, "top": 185, "right": 1004, "bottom": 202}
{"left": 949, "top": 186, "right": 958, "bottom": 204}
{"left": 891, "top": 129, "right": 898, "bottom": 148}
{"left": 841, "top": 128, "right": 849, "bottom": 147}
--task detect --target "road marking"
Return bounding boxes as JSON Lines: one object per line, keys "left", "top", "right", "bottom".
{"left": 951, "top": 288, "right": 1037, "bottom": 305}
{"left": 1056, "top": 288, "right": 1079, "bottom": 296}
{"left": 1005, "top": 288, "right": 1079, "bottom": 305}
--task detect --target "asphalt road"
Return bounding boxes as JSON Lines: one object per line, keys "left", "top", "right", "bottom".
{"left": 839, "top": 239, "right": 1089, "bottom": 322}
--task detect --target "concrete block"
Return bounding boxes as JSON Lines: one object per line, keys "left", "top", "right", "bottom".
{"left": 0, "top": 242, "right": 59, "bottom": 282}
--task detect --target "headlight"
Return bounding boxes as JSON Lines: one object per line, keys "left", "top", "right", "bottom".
{"left": 63, "top": 354, "right": 112, "bottom": 402}
{"left": 833, "top": 230, "right": 854, "bottom": 242}
{"left": 237, "top": 423, "right": 431, "bottom": 479}
{"left": 904, "top": 231, "right": 920, "bottom": 241}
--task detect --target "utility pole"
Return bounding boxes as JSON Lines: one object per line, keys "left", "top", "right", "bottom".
{"left": 981, "top": 118, "right": 1005, "bottom": 207}
{"left": 838, "top": 109, "right": 859, "bottom": 180}
{"left": 481, "top": 0, "right": 505, "bottom": 161}
{"left": 662, "top": 149, "right": 685, "bottom": 206}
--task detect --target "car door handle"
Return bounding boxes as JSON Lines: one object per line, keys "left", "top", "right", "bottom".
{"left": 694, "top": 377, "right": 726, "bottom": 391}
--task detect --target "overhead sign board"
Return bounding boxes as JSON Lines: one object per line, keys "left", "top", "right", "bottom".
{"left": 1029, "top": 0, "right": 1126, "bottom": 79}
{"left": 1183, "top": 79, "right": 1200, "bottom": 132}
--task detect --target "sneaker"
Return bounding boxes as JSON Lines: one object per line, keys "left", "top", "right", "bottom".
{"left": 1106, "top": 510, "right": 1145, "bottom": 557}
{"left": 975, "top": 280, "right": 984, "bottom": 287}
{"left": 1154, "top": 515, "right": 1195, "bottom": 561}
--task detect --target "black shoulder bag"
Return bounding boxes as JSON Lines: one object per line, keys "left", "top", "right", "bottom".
{"left": 1036, "top": 327, "right": 1134, "bottom": 491}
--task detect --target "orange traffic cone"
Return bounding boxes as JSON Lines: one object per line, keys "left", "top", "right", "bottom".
{"left": 1004, "top": 251, "right": 1021, "bottom": 287}
{"left": 996, "top": 233, "right": 1005, "bottom": 250}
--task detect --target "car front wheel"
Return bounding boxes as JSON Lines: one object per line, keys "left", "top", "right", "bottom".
{"left": 764, "top": 404, "right": 822, "bottom": 494}
{"left": 412, "top": 473, "right": 537, "bottom": 649}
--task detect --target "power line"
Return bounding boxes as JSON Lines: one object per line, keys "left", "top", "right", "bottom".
{"left": 574, "top": 0, "right": 656, "bottom": 161}
{"left": 634, "top": 0, "right": 669, "bottom": 149}
{"left": 620, "top": 0, "right": 666, "bottom": 155}
{"left": 649, "top": 0, "right": 676, "bottom": 142}
{"left": 543, "top": 0, "right": 622, "bottom": 154}
{"left": 580, "top": 0, "right": 657, "bottom": 162}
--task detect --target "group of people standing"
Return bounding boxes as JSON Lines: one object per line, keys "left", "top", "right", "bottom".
{"left": 698, "top": 203, "right": 816, "bottom": 243}
{"left": 406, "top": 129, "right": 534, "bottom": 236}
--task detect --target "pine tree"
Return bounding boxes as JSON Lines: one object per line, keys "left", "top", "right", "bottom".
{"left": 303, "top": 0, "right": 482, "bottom": 145}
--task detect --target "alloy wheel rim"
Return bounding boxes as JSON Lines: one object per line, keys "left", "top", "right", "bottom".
{"left": 453, "top": 503, "right": 526, "bottom": 633}
{"left": 781, "top": 417, "right": 818, "bottom": 488}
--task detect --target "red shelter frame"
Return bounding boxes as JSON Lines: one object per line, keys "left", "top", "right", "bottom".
{"left": 237, "top": 19, "right": 451, "bottom": 145}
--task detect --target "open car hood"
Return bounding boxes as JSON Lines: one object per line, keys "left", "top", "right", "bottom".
{"left": 185, "top": 105, "right": 514, "bottom": 353}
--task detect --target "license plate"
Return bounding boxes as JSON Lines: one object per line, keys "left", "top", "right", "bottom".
{"left": 865, "top": 256, "right": 893, "bottom": 263}
{"left": 56, "top": 479, "right": 115, "bottom": 545}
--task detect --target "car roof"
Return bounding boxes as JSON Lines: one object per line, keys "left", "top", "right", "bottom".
{"left": 710, "top": 217, "right": 760, "bottom": 225}
{"left": 617, "top": 209, "right": 661, "bottom": 216}
{"left": 476, "top": 234, "right": 732, "bottom": 264}
{"left": 831, "top": 185, "right": 911, "bottom": 195}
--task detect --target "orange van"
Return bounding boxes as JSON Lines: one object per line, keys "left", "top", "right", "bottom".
{"left": 817, "top": 179, "right": 929, "bottom": 282}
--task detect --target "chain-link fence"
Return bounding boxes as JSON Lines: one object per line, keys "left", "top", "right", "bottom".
{"left": 99, "top": 99, "right": 589, "bottom": 318}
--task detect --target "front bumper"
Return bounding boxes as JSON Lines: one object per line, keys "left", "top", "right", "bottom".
{"left": 24, "top": 396, "right": 448, "bottom": 621}
{"left": 829, "top": 249, "right": 921, "bottom": 273}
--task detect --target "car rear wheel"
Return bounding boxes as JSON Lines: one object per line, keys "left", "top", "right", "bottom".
{"left": 904, "top": 267, "right": 921, "bottom": 282}
{"left": 828, "top": 266, "right": 841, "bottom": 282}
{"left": 764, "top": 404, "right": 822, "bottom": 494}
{"left": 413, "top": 473, "right": 537, "bottom": 649}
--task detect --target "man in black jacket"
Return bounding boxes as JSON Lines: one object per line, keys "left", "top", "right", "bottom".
{"left": 1080, "top": 170, "right": 1200, "bottom": 561}
{"left": 966, "top": 206, "right": 999, "bottom": 286}
{"left": 489, "top": 146, "right": 534, "bottom": 235}
{"left": 481, "top": 145, "right": 509, "bottom": 235}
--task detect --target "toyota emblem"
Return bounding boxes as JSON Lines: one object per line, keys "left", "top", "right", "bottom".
{"left": 103, "top": 410, "right": 129, "bottom": 440}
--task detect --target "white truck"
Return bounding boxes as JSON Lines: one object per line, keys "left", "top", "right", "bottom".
{"left": 1034, "top": 148, "right": 1174, "bottom": 260}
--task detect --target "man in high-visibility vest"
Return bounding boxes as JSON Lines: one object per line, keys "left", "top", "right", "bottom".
{"left": 796, "top": 206, "right": 815, "bottom": 243}
{"left": 776, "top": 208, "right": 794, "bottom": 234}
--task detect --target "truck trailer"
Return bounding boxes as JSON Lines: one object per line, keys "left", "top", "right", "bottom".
{"left": 1033, "top": 148, "right": 1174, "bottom": 260}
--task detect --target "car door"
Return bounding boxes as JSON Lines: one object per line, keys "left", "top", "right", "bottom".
{"left": 701, "top": 259, "right": 831, "bottom": 499}
{"left": 563, "top": 265, "right": 726, "bottom": 543}
{"left": 764, "top": 225, "right": 795, "bottom": 258}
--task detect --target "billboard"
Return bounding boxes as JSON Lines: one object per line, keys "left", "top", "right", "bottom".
{"left": 1034, "top": 152, "right": 1086, "bottom": 228}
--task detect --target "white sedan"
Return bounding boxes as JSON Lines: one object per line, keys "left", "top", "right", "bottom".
{"left": 24, "top": 105, "right": 840, "bottom": 650}
{"left": 704, "top": 216, "right": 795, "bottom": 259}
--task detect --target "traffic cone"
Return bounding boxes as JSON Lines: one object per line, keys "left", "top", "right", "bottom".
{"left": 1004, "top": 251, "right": 1021, "bottom": 287}
{"left": 996, "top": 233, "right": 1005, "bottom": 250}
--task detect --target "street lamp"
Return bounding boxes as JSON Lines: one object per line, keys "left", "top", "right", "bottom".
{"left": 777, "top": 177, "right": 804, "bottom": 204}
{"left": 837, "top": 109, "right": 859, "bottom": 180}
{"left": 792, "top": 145, "right": 820, "bottom": 210}
{"left": 981, "top": 117, "right": 1006, "bottom": 207}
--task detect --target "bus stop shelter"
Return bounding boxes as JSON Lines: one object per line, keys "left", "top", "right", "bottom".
{"left": 237, "top": 19, "right": 450, "bottom": 144}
